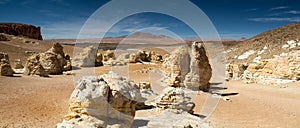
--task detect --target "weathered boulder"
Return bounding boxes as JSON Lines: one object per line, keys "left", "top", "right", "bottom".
{"left": 12, "top": 59, "right": 25, "bottom": 74}
{"left": 0, "top": 52, "right": 14, "bottom": 76}
{"left": 72, "top": 46, "right": 97, "bottom": 67}
{"left": 162, "top": 46, "right": 190, "bottom": 87}
{"left": 129, "top": 53, "right": 139, "bottom": 63}
{"left": 184, "top": 42, "right": 212, "bottom": 91}
{"left": 40, "top": 52, "right": 64, "bottom": 74}
{"left": 103, "top": 50, "right": 115, "bottom": 61}
{"left": 0, "top": 33, "right": 9, "bottom": 41}
{"left": 57, "top": 71, "right": 142, "bottom": 128}
{"left": 96, "top": 52, "right": 103, "bottom": 63}
{"left": 40, "top": 43, "right": 70, "bottom": 74}
{"left": 150, "top": 51, "right": 163, "bottom": 63}
{"left": 24, "top": 54, "right": 49, "bottom": 77}
{"left": 0, "top": 23, "right": 43, "bottom": 40}
{"left": 156, "top": 87, "right": 195, "bottom": 113}
{"left": 13, "top": 59, "right": 24, "bottom": 69}
{"left": 225, "top": 63, "right": 248, "bottom": 80}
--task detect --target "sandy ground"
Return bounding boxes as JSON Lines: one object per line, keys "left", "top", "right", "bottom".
{"left": 1, "top": 63, "right": 300, "bottom": 127}
{"left": 0, "top": 38, "right": 300, "bottom": 127}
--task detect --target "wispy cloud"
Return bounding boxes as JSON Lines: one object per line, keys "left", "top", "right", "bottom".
{"left": 269, "top": 10, "right": 300, "bottom": 16}
{"left": 0, "top": 0, "right": 11, "bottom": 4}
{"left": 248, "top": 17, "right": 300, "bottom": 22}
{"left": 269, "top": 6, "right": 289, "bottom": 11}
{"left": 286, "top": 10, "right": 300, "bottom": 14}
{"left": 245, "top": 8, "right": 258, "bottom": 12}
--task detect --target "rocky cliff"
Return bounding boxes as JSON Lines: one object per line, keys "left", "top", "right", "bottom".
{"left": 0, "top": 23, "right": 43, "bottom": 40}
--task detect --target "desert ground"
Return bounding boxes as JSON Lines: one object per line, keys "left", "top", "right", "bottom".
{"left": 1, "top": 42, "right": 300, "bottom": 127}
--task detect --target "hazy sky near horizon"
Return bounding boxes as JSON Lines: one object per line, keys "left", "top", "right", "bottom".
{"left": 1, "top": 0, "right": 300, "bottom": 39}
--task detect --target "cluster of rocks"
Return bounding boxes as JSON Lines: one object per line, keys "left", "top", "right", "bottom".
{"left": 73, "top": 46, "right": 165, "bottom": 67}
{"left": 56, "top": 42, "right": 214, "bottom": 127}
{"left": 57, "top": 71, "right": 142, "bottom": 128}
{"left": 0, "top": 52, "right": 14, "bottom": 76}
{"left": 24, "top": 43, "right": 71, "bottom": 76}
{"left": 226, "top": 40, "right": 300, "bottom": 85}
{"left": 127, "top": 50, "right": 163, "bottom": 64}
{"left": 154, "top": 41, "right": 212, "bottom": 114}
{"left": 242, "top": 50, "right": 300, "bottom": 84}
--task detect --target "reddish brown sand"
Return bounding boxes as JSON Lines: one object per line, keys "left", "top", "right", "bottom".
{"left": 1, "top": 36, "right": 300, "bottom": 127}
{"left": 1, "top": 65, "right": 300, "bottom": 127}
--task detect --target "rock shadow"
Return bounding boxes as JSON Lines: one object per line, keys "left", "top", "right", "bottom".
{"left": 132, "top": 119, "right": 150, "bottom": 128}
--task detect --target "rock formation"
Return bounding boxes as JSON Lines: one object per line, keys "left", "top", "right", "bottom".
{"left": 12, "top": 59, "right": 25, "bottom": 74}
{"left": 0, "top": 52, "right": 14, "bottom": 76}
{"left": 103, "top": 50, "right": 115, "bottom": 61}
{"left": 39, "top": 43, "right": 70, "bottom": 74}
{"left": 57, "top": 71, "right": 142, "bottom": 128}
{"left": 162, "top": 46, "right": 190, "bottom": 87}
{"left": 0, "top": 23, "right": 43, "bottom": 40}
{"left": 13, "top": 59, "right": 24, "bottom": 69}
{"left": 150, "top": 51, "right": 163, "bottom": 63}
{"left": 242, "top": 50, "right": 300, "bottom": 84}
{"left": 24, "top": 54, "right": 49, "bottom": 77}
{"left": 225, "top": 63, "right": 248, "bottom": 81}
{"left": 184, "top": 42, "right": 212, "bottom": 91}
{"left": 156, "top": 87, "right": 195, "bottom": 113}
{"left": 72, "top": 46, "right": 97, "bottom": 67}
{"left": 0, "top": 33, "right": 9, "bottom": 41}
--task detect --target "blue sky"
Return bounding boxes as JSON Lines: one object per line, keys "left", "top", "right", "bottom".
{"left": 1, "top": 0, "right": 300, "bottom": 39}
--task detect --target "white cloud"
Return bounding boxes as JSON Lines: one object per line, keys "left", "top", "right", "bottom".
{"left": 248, "top": 17, "right": 300, "bottom": 22}
{"left": 286, "top": 10, "right": 300, "bottom": 14}
{"left": 269, "top": 6, "right": 289, "bottom": 11}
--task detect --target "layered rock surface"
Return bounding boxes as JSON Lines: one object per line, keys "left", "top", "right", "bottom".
{"left": 0, "top": 23, "right": 43, "bottom": 40}
{"left": 155, "top": 87, "right": 195, "bottom": 113}
{"left": 242, "top": 50, "right": 300, "bottom": 84}
{"left": 57, "top": 71, "right": 142, "bottom": 128}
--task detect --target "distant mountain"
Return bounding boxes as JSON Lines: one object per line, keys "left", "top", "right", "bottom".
{"left": 46, "top": 32, "right": 183, "bottom": 45}
{"left": 226, "top": 22, "right": 300, "bottom": 63}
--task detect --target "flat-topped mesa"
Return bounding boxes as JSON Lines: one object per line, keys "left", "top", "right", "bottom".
{"left": 162, "top": 46, "right": 190, "bottom": 87}
{"left": 0, "top": 23, "right": 43, "bottom": 40}
{"left": 57, "top": 71, "right": 142, "bottom": 128}
{"left": 184, "top": 42, "right": 212, "bottom": 91}
{"left": 0, "top": 52, "right": 14, "bottom": 76}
